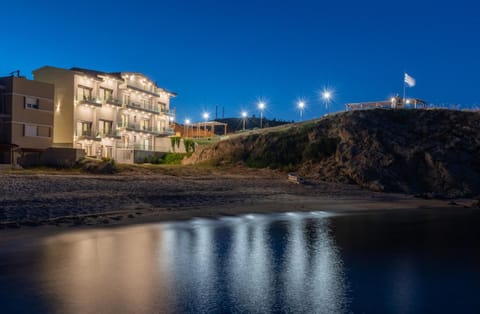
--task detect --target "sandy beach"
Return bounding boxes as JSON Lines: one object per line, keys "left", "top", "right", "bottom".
{"left": 0, "top": 166, "right": 469, "bottom": 235}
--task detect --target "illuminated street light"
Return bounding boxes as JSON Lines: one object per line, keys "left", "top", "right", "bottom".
{"left": 241, "top": 111, "right": 247, "bottom": 131}
{"left": 202, "top": 112, "right": 209, "bottom": 137}
{"left": 258, "top": 102, "right": 266, "bottom": 128}
{"left": 184, "top": 119, "right": 191, "bottom": 137}
{"left": 322, "top": 90, "right": 332, "bottom": 114}
{"left": 297, "top": 101, "right": 305, "bottom": 121}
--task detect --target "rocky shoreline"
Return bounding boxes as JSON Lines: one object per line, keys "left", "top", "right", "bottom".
{"left": 186, "top": 109, "right": 480, "bottom": 198}
{"left": 0, "top": 168, "right": 472, "bottom": 230}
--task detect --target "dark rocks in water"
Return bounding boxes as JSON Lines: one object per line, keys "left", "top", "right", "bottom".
{"left": 186, "top": 109, "right": 480, "bottom": 198}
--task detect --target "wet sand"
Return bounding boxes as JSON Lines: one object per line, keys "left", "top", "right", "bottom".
{"left": 0, "top": 167, "right": 470, "bottom": 239}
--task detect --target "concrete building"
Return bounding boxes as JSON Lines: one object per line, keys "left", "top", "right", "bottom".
{"left": 33, "top": 66, "right": 176, "bottom": 163}
{"left": 0, "top": 75, "right": 54, "bottom": 164}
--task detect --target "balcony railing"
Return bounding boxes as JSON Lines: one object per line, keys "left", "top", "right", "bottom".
{"left": 126, "top": 102, "right": 160, "bottom": 114}
{"left": 97, "top": 130, "right": 119, "bottom": 138}
{"left": 80, "top": 130, "right": 93, "bottom": 137}
{"left": 115, "top": 143, "right": 154, "bottom": 151}
{"left": 126, "top": 84, "right": 160, "bottom": 97}
{"left": 78, "top": 96, "right": 102, "bottom": 107}
{"left": 105, "top": 97, "right": 122, "bottom": 107}
{"left": 77, "top": 130, "right": 101, "bottom": 141}
{"left": 160, "top": 108, "right": 175, "bottom": 116}
{"left": 118, "top": 124, "right": 174, "bottom": 135}
{"left": 161, "top": 127, "right": 175, "bottom": 135}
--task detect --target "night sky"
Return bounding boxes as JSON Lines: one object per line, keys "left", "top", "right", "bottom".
{"left": 2, "top": 0, "right": 479, "bottom": 121}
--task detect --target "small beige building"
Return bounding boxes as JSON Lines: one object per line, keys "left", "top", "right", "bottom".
{"left": 33, "top": 66, "right": 177, "bottom": 163}
{"left": 0, "top": 75, "right": 54, "bottom": 164}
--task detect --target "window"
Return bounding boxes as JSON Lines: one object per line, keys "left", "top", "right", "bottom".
{"left": 85, "top": 145, "right": 93, "bottom": 156}
{"left": 99, "top": 87, "right": 113, "bottom": 101}
{"left": 104, "top": 146, "right": 113, "bottom": 158}
{"left": 159, "top": 102, "right": 167, "bottom": 112}
{"left": 140, "top": 119, "right": 149, "bottom": 130}
{"left": 143, "top": 138, "right": 150, "bottom": 150}
{"left": 98, "top": 120, "right": 113, "bottom": 135}
{"left": 123, "top": 94, "right": 130, "bottom": 105}
{"left": 25, "top": 97, "right": 39, "bottom": 109}
{"left": 23, "top": 124, "right": 38, "bottom": 137}
{"left": 77, "top": 85, "right": 92, "bottom": 101}
{"left": 121, "top": 114, "right": 128, "bottom": 127}
{"left": 122, "top": 135, "right": 129, "bottom": 147}
{"left": 77, "top": 121, "right": 92, "bottom": 136}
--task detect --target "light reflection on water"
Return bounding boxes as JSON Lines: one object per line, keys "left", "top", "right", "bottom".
{"left": 1, "top": 209, "right": 480, "bottom": 313}
{"left": 1, "top": 212, "right": 346, "bottom": 314}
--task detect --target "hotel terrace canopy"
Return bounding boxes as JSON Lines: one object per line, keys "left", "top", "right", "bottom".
{"left": 175, "top": 121, "right": 228, "bottom": 138}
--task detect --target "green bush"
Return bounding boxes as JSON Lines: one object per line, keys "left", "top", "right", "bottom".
{"left": 161, "top": 153, "right": 185, "bottom": 165}
{"left": 183, "top": 139, "right": 196, "bottom": 153}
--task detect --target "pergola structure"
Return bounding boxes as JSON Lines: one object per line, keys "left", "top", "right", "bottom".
{"left": 194, "top": 121, "right": 228, "bottom": 138}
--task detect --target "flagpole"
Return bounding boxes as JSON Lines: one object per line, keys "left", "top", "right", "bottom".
{"left": 403, "top": 73, "right": 406, "bottom": 107}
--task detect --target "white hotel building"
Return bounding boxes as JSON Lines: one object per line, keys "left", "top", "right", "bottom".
{"left": 33, "top": 66, "right": 176, "bottom": 163}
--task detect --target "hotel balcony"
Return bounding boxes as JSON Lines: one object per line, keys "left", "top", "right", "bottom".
{"left": 125, "top": 102, "right": 160, "bottom": 114}
{"left": 98, "top": 130, "right": 121, "bottom": 139}
{"left": 77, "top": 130, "right": 101, "bottom": 141}
{"left": 160, "top": 108, "right": 175, "bottom": 116}
{"left": 125, "top": 84, "right": 160, "bottom": 97}
{"left": 116, "top": 143, "right": 155, "bottom": 151}
{"left": 160, "top": 127, "right": 175, "bottom": 135}
{"left": 105, "top": 97, "right": 123, "bottom": 107}
{"left": 78, "top": 96, "right": 102, "bottom": 107}
{"left": 118, "top": 124, "right": 174, "bottom": 136}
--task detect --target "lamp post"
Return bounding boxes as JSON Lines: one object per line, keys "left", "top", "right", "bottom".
{"left": 185, "top": 119, "right": 190, "bottom": 138}
{"left": 241, "top": 111, "right": 247, "bottom": 131}
{"left": 202, "top": 112, "right": 209, "bottom": 137}
{"left": 297, "top": 101, "right": 305, "bottom": 121}
{"left": 258, "top": 102, "right": 266, "bottom": 128}
{"left": 322, "top": 91, "right": 332, "bottom": 114}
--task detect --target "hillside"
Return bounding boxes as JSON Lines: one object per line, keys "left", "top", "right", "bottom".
{"left": 185, "top": 109, "right": 480, "bottom": 198}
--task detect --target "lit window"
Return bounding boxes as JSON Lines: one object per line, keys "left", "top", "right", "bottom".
{"left": 25, "top": 97, "right": 39, "bottom": 109}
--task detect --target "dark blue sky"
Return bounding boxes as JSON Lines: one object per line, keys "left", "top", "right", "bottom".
{"left": 2, "top": 0, "right": 479, "bottom": 121}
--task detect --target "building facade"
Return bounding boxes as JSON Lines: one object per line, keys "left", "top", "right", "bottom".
{"left": 0, "top": 75, "right": 54, "bottom": 164}
{"left": 33, "top": 66, "right": 176, "bottom": 163}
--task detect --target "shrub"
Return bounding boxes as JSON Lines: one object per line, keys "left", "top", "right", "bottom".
{"left": 81, "top": 158, "right": 117, "bottom": 174}
{"left": 161, "top": 153, "right": 185, "bottom": 165}
{"left": 183, "top": 139, "right": 196, "bottom": 153}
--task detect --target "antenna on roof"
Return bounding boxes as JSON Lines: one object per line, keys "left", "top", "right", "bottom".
{"left": 9, "top": 70, "right": 20, "bottom": 77}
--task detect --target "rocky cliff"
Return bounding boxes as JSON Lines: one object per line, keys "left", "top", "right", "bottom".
{"left": 185, "top": 109, "right": 480, "bottom": 198}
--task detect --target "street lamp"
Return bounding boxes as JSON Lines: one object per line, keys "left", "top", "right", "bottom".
{"left": 202, "top": 112, "right": 209, "bottom": 137}
{"left": 241, "top": 111, "right": 247, "bottom": 131}
{"left": 322, "top": 91, "right": 332, "bottom": 114}
{"left": 258, "top": 102, "right": 266, "bottom": 128}
{"left": 297, "top": 101, "right": 305, "bottom": 121}
{"left": 184, "top": 118, "right": 190, "bottom": 138}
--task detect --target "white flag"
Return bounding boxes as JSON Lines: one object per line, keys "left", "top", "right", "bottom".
{"left": 404, "top": 73, "right": 416, "bottom": 87}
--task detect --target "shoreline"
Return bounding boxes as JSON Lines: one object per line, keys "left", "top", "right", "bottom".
{"left": 0, "top": 168, "right": 476, "bottom": 241}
